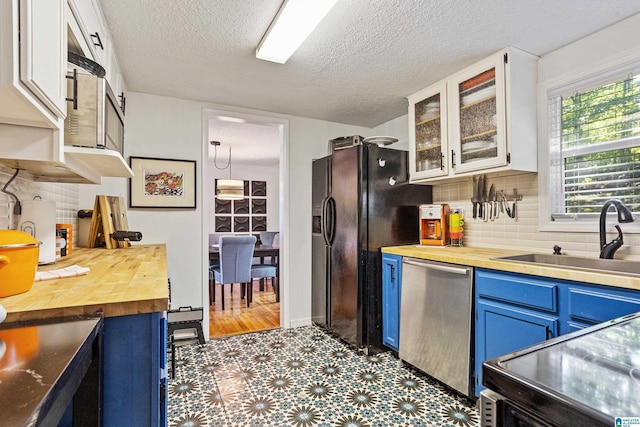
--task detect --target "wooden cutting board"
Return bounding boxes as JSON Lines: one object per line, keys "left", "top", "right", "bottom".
{"left": 87, "top": 195, "right": 131, "bottom": 248}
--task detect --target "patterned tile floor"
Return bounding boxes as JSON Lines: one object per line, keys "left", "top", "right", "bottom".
{"left": 169, "top": 325, "right": 480, "bottom": 426}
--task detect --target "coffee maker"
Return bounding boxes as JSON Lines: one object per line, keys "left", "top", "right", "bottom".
{"left": 419, "top": 204, "right": 450, "bottom": 246}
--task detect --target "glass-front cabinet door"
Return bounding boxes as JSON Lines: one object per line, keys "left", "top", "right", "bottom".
{"left": 448, "top": 55, "right": 508, "bottom": 174}
{"left": 408, "top": 82, "right": 448, "bottom": 180}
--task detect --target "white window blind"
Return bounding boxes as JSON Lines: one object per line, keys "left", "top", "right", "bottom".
{"left": 548, "top": 70, "right": 640, "bottom": 220}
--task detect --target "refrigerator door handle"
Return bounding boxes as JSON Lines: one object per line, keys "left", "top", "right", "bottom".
{"left": 321, "top": 196, "right": 329, "bottom": 245}
{"left": 326, "top": 196, "right": 336, "bottom": 245}
{"left": 322, "top": 196, "right": 335, "bottom": 246}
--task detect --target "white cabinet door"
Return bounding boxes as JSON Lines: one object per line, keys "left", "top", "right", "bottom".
{"left": 448, "top": 54, "right": 507, "bottom": 174}
{"left": 68, "top": 0, "right": 125, "bottom": 114}
{"left": 106, "top": 43, "right": 126, "bottom": 114}
{"left": 19, "top": 0, "right": 66, "bottom": 119}
{"left": 68, "top": 0, "right": 108, "bottom": 66}
{"left": 408, "top": 81, "right": 449, "bottom": 181}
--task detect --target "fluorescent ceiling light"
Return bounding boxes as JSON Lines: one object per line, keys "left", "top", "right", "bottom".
{"left": 256, "top": 0, "right": 339, "bottom": 64}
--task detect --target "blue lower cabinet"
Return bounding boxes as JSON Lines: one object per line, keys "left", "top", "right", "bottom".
{"left": 103, "top": 312, "right": 167, "bottom": 426}
{"left": 159, "top": 312, "right": 168, "bottom": 427}
{"left": 382, "top": 254, "right": 402, "bottom": 351}
{"left": 475, "top": 268, "right": 640, "bottom": 397}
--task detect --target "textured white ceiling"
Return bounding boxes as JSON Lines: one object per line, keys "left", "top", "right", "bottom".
{"left": 98, "top": 0, "right": 640, "bottom": 159}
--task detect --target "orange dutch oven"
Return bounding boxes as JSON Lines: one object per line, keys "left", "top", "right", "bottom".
{"left": 0, "top": 230, "right": 40, "bottom": 298}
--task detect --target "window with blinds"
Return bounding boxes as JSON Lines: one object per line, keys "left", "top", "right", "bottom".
{"left": 548, "top": 71, "right": 640, "bottom": 220}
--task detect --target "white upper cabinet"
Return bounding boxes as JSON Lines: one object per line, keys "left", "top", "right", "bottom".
{"left": 0, "top": 0, "right": 66, "bottom": 128}
{"left": 0, "top": 0, "right": 131, "bottom": 183}
{"left": 408, "top": 47, "right": 538, "bottom": 182}
{"left": 67, "top": 0, "right": 107, "bottom": 66}
{"left": 68, "top": 0, "right": 125, "bottom": 113}
{"left": 107, "top": 44, "right": 126, "bottom": 113}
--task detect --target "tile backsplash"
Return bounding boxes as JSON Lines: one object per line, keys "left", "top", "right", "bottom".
{"left": 433, "top": 172, "right": 640, "bottom": 261}
{"left": 0, "top": 165, "right": 80, "bottom": 243}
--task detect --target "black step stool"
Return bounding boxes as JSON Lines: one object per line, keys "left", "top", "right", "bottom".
{"left": 167, "top": 306, "right": 205, "bottom": 378}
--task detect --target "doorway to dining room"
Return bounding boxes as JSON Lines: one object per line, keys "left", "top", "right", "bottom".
{"left": 205, "top": 112, "right": 285, "bottom": 339}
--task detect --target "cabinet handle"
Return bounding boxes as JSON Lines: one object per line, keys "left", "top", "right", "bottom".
{"left": 91, "top": 32, "right": 104, "bottom": 50}
{"left": 403, "top": 258, "right": 470, "bottom": 275}
{"left": 440, "top": 152, "right": 444, "bottom": 170}
{"left": 65, "top": 69, "right": 78, "bottom": 110}
{"left": 451, "top": 149, "right": 456, "bottom": 169}
{"left": 390, "top": 265, "right": 395, "bottom": 283}
{"left": 119, "top": 92, "right": 126, "bottom": 115}
{"left": 545, "top": 325, "right": 552, "bottom": 340}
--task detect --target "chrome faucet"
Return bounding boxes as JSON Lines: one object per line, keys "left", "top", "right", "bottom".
{"left": 599, "top": 199, "right": 635, "bottom": 259}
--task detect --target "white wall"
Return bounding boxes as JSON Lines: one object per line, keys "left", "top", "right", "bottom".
{"left": 371, "top": 114, "right": 410, "bottom": 152}
{"left": 538, "top": 13, "right": 640, "bottom": 82}
{"left": 78, "top": 92, "right": 371, "bottom": 330}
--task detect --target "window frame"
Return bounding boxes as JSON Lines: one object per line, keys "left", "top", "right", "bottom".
{"left": 538, "top": 53, "right": 640, "bottom": 234}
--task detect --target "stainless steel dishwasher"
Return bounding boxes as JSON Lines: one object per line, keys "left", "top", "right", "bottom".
{"left": 399, "top": 257, "right": 473, "bottom": 397}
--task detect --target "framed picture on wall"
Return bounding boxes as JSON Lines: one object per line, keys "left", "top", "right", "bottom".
{"left": 129, "top": 156, "right": 197, "bottom": 208}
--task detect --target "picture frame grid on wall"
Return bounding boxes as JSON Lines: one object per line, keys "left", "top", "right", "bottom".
{"left": 214, "top": 179, "right": 267, "bottom": 232}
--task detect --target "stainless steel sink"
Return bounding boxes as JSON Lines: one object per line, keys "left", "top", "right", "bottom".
{"left": 493, "top": 253, "right": 640, "bottom": 277}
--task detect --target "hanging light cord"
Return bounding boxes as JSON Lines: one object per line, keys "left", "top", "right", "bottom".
{"left": 212, "top": 144, "right": 231, "bottom": 171}
{"left": 211, "top": 143, "right": 235, "bottom": 179}
{"left": 1, "top": 168, "right": 22, "bottom": 215}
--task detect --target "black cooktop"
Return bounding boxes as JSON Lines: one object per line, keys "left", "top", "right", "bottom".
{"left": 483, "top": 311, "right": 640, "bottom": 426}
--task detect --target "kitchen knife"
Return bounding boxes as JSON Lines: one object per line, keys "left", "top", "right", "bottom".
{"left": 477, "top": 176, "right": 484, "bottom": 219}
{"left": 471, "top": 176, "right": 478, "bottom": 219}
{"left": 488, "top": 184, "right": 495, "bottom": 220}
{"left": 481, "top": 175, "right": 488, "bottom": 220}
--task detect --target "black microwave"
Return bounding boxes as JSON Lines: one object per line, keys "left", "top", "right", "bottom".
{"left": 64, "top": 53, "right": 124, "bottom": 155}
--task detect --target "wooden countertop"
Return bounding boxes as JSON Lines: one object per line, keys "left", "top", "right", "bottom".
{"left": 382, "top": 245, "right": 640, "bottom": 291}
{"left": 0, "top": 244, "right": 169, "bottom": 322}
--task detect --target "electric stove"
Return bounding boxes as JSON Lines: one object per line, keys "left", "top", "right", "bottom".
{"left": 481, "top": 311, "right": 640, "bottom": 426}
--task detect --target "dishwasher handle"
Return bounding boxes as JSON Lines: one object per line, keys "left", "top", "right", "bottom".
{"left": 403, "top": 258, "right": 470, "bottom": 275}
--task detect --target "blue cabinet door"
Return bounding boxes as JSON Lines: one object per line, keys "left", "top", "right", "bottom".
{"left": 475, "top": 300, "right": 558, "bottom": 396}
{"left": 103, "top": 312, "right": 167, "bottom": 426}
{"left": 382, "top": 254, "right": 402, "bottom": 351}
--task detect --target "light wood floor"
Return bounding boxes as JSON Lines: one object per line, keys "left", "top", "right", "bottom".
{"left": 209, "top": 279, "right": 280, "bottom": 338}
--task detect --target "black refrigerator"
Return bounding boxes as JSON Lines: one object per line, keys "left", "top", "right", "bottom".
{"left": 311, "top": 144, "right": 432, "bottom": 352}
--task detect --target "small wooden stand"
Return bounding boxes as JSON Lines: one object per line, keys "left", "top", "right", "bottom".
{"left": 87, "top": 195, "right": 131, "bottom": 248}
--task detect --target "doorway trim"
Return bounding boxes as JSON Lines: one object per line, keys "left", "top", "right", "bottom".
{"left": 201, "top": 108, "right": 290, "bottom": 339}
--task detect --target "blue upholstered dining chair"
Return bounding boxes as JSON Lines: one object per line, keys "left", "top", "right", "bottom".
{"left": 259, "top": 231, "right": 278, "bottom": 246}
{"left": 251, "top": 264, "right": 279, "bottom": 302}
{"left": 210, "top": 235, "right": 256, "bottom": 310}
{"left": 251, "top": 232, "right": 280, "bottom": 302}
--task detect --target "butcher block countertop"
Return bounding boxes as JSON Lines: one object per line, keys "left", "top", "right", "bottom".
{"left": 0, "top": 244, "right": 169, "bottom": 323}
{"left": 382, "top": 245, "right": 640, "bottom": 291}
